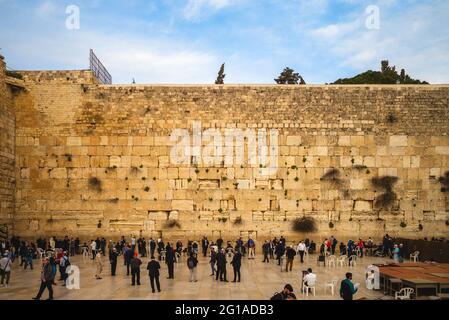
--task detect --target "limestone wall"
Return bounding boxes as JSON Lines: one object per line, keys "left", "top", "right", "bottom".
{"left": 0, "top": 56, "right": 16, "bottom": 230}
{"left": 11, "top": 71, "right": 449, "bottom": 242}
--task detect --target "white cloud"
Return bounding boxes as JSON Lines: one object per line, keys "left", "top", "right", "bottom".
{"left": 183, "top": 0, "right": 237, "bottom": 21}
{"left": 307, "top": 1, "right": 449, "bottom": 83}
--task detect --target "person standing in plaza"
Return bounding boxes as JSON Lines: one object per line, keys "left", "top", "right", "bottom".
{"left": 340, "top": 272, "right": 358, "bottom": 300}
{"left": 109, "top": 247, "right": 119, "bottom": 276}
{"left": 275, "top": 241, "right": 285, "bottom": 266}
{"left": 0, "top": 252, "right": 12, "bottom": 288}
{"left": 124, "top": 244, "right": 133, "bottom": 276}
{"left": 187, "top": 253, "right": 198, "bottom": 282}
{"left": 149, "top": 238, "right": 156, "bottom": 258}
{"left": 231, "top": 250, "right": 242, "bottom": 282}
{"left": 297, "top": 241, "right": 306, "bottom": 263}
{"left": 90, "top": 239, "right": 97, "bottom": 260}
{"left": 209, "top": 247, "right": 217, "bottom": 276}
{"left": 166, "top": 243, "right": 175, "bottom": 279}
{"left": 247, "top": 238, "right": 255, "bottom": 259}
{"left": 262, "top": 240, "right": 270, "bottom": 263}
{"left": 32, "top": 257, "right": 54, "bottom": 300}
{"left": 201, "top": 236, "right": 209, "bottom": 257}
{"left": 95, "top": 249, "right": 103, "bottom": 280}
{"left": 130, "top": 255, "right": 142, "bottom": 285}
{"left": 285, "top": 245, "right": 296, "bottom": 272}
{"left": 216, "top": 248, "right": 228, "bottom": 282}
{"left": 147, "top": 256, "right": 161, "bottom": 293}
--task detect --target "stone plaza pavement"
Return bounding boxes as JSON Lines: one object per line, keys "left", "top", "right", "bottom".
{"left": 0, "top": 253, "right": 390, "bottom": 300}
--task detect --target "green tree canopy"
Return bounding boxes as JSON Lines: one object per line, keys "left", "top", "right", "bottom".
{"left": 274, "top": 67, "right": 306, "bottom": 84}
{"left": 215, "top": 63, "right": 225, "bottom": 84}
{"left": 333, "top": 60, "right": 429, "bottom": 84}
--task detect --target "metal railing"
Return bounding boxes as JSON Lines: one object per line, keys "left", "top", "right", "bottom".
{"left": 89, "top": 49, "right": 112, "bottom": 84}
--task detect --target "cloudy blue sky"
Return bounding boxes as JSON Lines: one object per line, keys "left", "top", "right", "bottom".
{"left": 0, "top": 0, "right": 448, "bottom": 84}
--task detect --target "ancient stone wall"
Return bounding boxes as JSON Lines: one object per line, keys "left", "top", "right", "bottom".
{"left": 0, "top": 56, "right": 16, "bottom": 231}
{"left": 10, "top": 70, "right": 449, "bottom": 242}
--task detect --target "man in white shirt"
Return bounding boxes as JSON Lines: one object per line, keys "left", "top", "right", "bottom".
{"left": 297, "top": 241, "right": 306, "bottom": 263}
{"left": 91, "top": 240, "right": 97, "bottom": 260}
{"left": 303, "top": 268, "right": 316, "bottom": 289}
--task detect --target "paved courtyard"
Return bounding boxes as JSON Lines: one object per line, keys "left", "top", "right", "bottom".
{"left": 0, "top": 252, "right": 391, "bottom": 300}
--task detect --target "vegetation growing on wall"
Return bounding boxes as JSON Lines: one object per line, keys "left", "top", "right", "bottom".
{"left": 88, "top": 177, "right": 102, "bottom": 192}
{"left": 320, "top": 168, "right": 342, "bottom": 187}
{"left": 438, "top": 171, "right": 449, "bottom": 192}
{"left": 371, "top": 176, "right": 398, "bottom": 209}
{"left": 292, "top": 217, "right": 317, "bottom": 233}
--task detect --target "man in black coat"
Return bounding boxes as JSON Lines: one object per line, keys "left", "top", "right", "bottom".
{"left": 124, "top": 245, "right": 133, "bottom": 276}
{"left": 275, "top": 242, "right": 285, "bottom": 266}
{"left": 149, "top": 238, "right": 156, "bottom": 258}
{"left": 262, "top": 240, "right": 270, "bottom": 263}
{"left": 201, "top": 237, "right": 209, "bottom": 257}
{"left": 130, "top": 255, "right": 142, "bottom": 285}
{"left": 109, "top": 247, "right": 119, "bottom": 276}
{"left": 165, "top": 243, "right": 175, "bottom": 279}
{"left": 285, "top": 245, "right": 296, "bottom": 272}
{"left": 231, "top": 251, "right": 242, "bottom": 282}
{"left": 216, "top": 249, "right": 228, "bottom": 282}
{"left": 147, "top": 256, "right": 161, "bottom": 293}
{"left": 216, "top": 237, "right": 223, "bottom": 250}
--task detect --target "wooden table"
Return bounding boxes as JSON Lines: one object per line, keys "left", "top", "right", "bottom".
{"left": 403, "top": 278, "right": 439, "bottom": 297}
{"left": 388, "top": 278, "right": 403, "bottom": 296}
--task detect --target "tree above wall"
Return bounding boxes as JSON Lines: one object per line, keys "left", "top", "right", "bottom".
{"left": 333, "top": 60, "right": 429, "bottom": 84}
{"left": 274, "top": 67, "right": 306, "bottom": 84}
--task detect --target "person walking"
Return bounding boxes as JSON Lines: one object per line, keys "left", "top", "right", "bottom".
{"left": 59, "top": 251, "right": 70, "bottom": 285}
{"left": 95, "top": 249, "right": 103, "bottom": 280}
{"left": 0, "top": 252, "right": 12, "bottom": 288}
{"left": 130, "top": 255, "right": 142, "bottom": 285}
{"left": 297, "top": 241, "right": 306, "bottom": 263}
{"left": 231, "top": 251, "right": 242, "bottom": 282}
{"left": 285, "top": 245, "right": 296, "bottom": 272}
{"left": 340, "top": 272, "right": 358, "bottom": 300}
{"left": 32, "top": 258, "right": 54, "bottom": 300}
{"left": 187, "top": 253, "right": 198, "bottom": 282}
{"left": 275, "top": 241, "right": 285, "bottom": 266}
{"left": 109, "top": 247, "right": 119, "bottom": 276}
{"left": 262, "top": 240, "right": 270, "bottom": 263}
{"left": 147, "top": 256, "right": 161, "bottom": 293}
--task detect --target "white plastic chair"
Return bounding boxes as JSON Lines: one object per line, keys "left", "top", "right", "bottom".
{"left": 327, "top": 255, "right": 336, "bottom": 267}
{"left": 395, "top": 287, "right": 414, "bottom": 300}
{"left": 337, "top": 255, "right": 347, "bottom": 267}
{"left": 37, "top": 248, "right": 45, "bottom": 260}
{"left": 349, "top": 255, "right": 357, "bottom": 267}
{"left": 302, "top": 281, "right": 316, "bottom": 297}
{"left": 324, "top": 278, "right": 339, "bottom": 296}
{"left": 410, "top": 251, "right": 419, "bottom": 262}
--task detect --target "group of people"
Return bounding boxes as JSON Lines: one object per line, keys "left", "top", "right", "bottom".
{"left": 0, "top": 233, "right": 412, "bottom": 300}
